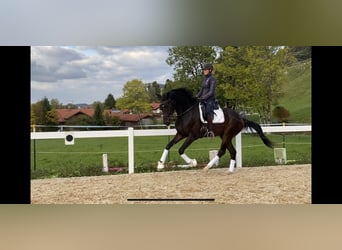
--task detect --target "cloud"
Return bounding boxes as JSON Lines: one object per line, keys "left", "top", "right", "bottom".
{"left": 31, "top": 46, "right": 87, "bottom": 82}
{"left": 31, "top": 46, "right": 174, "bottom": 104}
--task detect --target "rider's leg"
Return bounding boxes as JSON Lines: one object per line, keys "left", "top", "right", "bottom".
{"left": 206, "top": 113, "right": 214, "bottom": 138}
{"left": 206, "top": 100, "right": 215, "bottom": 138}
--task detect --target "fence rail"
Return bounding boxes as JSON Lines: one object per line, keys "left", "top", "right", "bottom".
{"left": 31, "top": 125, "right": 311, "bottom": 174}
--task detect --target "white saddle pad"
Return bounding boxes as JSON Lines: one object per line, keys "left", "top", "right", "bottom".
{"left": 199, "top": 103, "right": 225, "bottom": 124}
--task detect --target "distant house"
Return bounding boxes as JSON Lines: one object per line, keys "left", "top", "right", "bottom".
{"left": 151, "top": 102, "right": 161, "bottom": 114}
{"left": 103, "top": 110, "right": 153, "bottom": 127}
{"left": 56, "top": 108, "right": 94, "bottom": 124}
{"left": 55, "top": 103, "right": 161, "bottom": 127}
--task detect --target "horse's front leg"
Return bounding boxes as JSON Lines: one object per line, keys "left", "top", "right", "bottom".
{"left": 157, "top": 133, "right": 185, "bottom": 170}
{"left": 178, "top": 136, "right": 198, "bottom": 167}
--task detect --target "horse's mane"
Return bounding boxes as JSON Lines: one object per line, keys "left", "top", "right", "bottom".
{"left": 162, "top": 88, "right": 197, "bottom": 103}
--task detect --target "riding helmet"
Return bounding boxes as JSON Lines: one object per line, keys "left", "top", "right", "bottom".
{"left": 203, "top": 63, "right": 213, "bottom": 71}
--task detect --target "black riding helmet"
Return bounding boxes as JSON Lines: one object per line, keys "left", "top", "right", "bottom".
{"left": 203, "top": 63, "right": 213, "bottom": 71}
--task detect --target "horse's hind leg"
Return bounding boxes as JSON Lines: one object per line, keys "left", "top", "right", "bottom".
{"left": 226, "top": 140, "right": 237, "bottom": 173}
{"left": 203, "top": 140, "right": 227, "bottom": 170}
{"left": 203, "top": 136, "right": 236, "bottom": 173}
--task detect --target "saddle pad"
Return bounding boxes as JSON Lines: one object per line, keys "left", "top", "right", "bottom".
{"left": 199, "top": 103, "right": 225, "bottom": 124}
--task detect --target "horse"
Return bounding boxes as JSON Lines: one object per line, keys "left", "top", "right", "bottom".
{"left": 157, "top": 87, "right": 274, "bottom": 172}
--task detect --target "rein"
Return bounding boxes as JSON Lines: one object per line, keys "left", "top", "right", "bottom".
{"left": 163, "top": 102, "right": 198, "bottom": 120}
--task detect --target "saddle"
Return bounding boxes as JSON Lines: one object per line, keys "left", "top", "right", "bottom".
{"left": 199, "top": 102, "right": 225, "bottom": 124}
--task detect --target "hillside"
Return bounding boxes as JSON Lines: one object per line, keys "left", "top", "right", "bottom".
{"left": 272, "top": 59, "right": 311, "bottom": 124}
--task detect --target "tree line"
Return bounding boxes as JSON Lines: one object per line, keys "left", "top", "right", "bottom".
{"left": 31, "top": 46, "right": 311, "bottom": 127}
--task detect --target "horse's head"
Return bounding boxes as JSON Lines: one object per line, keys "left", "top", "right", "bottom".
{"left": 160, "top": 88, "right": 197, "bottom": 126}
{"left": 160, "top": 92, "right": 175, "bottom": 126}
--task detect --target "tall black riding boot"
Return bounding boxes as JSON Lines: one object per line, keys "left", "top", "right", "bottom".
{"left": 206, "top": 115, "right": 215, "bottom": 138}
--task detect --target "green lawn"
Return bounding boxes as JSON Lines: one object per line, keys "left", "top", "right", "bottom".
{"left": 273, "top": 60, "right": 311, "bottom": 123}
{"left": 31, "top": 132, "right": 311, "bottom": 179}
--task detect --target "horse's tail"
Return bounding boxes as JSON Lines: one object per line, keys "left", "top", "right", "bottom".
{"left": 243, "top": 118, "right": 274, "bottom": 148}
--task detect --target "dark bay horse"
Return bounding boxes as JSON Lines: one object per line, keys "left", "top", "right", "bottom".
{"left": 157, "top": 88, "right": 274, "bottom": 172}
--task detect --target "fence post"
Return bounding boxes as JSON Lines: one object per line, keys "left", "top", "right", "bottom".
{"left": 128, "top": 127, "right": 134, "bottom": 174}
{"left": 32, "top": 124, "right": 37, "bottom": 171}
{"left": 102, "top": 153, "right": 108, "bottom": 172}
{"left": 236, "top": 132, "right": 242, "bottom": 168}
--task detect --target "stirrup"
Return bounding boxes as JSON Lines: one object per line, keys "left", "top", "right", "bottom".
{"left": 207, "top": 131, "right": 215, "bottom": 138}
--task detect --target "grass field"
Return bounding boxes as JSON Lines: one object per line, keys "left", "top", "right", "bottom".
{"left": 31, "top": 132, "right": 311, "bottom": 179}
{"left": 273, "top": 59, "right": 311, "bottom": 123}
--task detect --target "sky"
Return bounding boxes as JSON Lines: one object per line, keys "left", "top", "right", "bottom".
{"left": 31, "top": 46, "right": 174, "bottom": 104}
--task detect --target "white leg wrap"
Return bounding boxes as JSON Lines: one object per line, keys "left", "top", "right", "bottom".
{"left": 160, "top": 149, "right": 169, "bottom": 163}
{"left": 229, "top": 159, "right": 236, "bottom": 172}
{"left": 157, "top": 161, "right": 165, "bottom": 170}
{"left": 181, "top": 153, "right": 192, "bottom": 164}
{"left": 206, "top": 155, "right": 219, "bottom": 169}
{"left": 189, "top": 159, "right": 197, "bottom": 167}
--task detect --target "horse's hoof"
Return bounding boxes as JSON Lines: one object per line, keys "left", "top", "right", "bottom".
{"left": 190, "top": 159, "right": 197, "bottom": 167}
{"left": 157, "top": 161, "right": 164, "bottom": 170}
{"left": 203, "top": 166, "right": 210, "bottom": 171}
{"left": 229, "top": 165, "right": 235, "bottom": 173}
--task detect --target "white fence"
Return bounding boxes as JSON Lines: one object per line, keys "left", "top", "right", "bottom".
{"left": 30, "top": 125, "right": 311, "bottom": 174}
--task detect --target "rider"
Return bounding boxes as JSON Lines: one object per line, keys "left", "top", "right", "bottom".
{"left": 196, "top": 63, "right": 216, "bottom": 138}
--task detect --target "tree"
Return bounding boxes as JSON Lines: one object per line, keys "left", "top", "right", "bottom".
{"left": 50, "top": 98, "right": 63, "bottom": 109}
{"left": 45, "top": 109, "right": 59, "bottom": 125}
{"left": 215, "top": 46, "right": 296, "bottom": 124}
{"left": 31, "top": 97, "right": 51, "bottom": 128}
{"left": 93, "top": 102, "right": 105, "bottom": 126}
{"left": 288, "top": 46, "right": 311, "bottom": 62}
{"left": 273, "top": 106, "right": 290, "bottom": 123}
{"left": 104, "top": 94, "right": 116, "bottom": 109}
{"left": 103, "top": 112, "right": 121, "bottom": 126}
{"left": 65, "top": 102, "right": 78, "bottom": 109}
{"left": 162, "top": 79, "right": 190, "bottom": 95}
{"left": 115, "top": 79, "right": 151, "bottom": 114}
{"left": 146, "top": 81, "right": 161, "bottom": 102}
{"left": 31, "top": 105, "right": 37, "bottom": 126}
{"left": 166, "top": 46, "right": 219, "bottom": 94}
